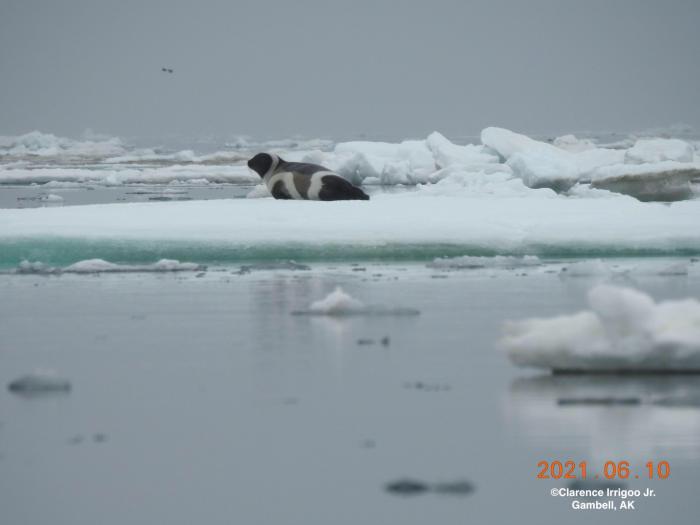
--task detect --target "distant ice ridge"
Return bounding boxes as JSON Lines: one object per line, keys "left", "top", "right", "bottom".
{"left": 480, "top": 128, "right": 700, "bottom": 200}
{"left": 2, "top": 128, "right": 699, "bottom": 200}
{"left": 0, "top": 165, "right": 255, "bottom": 185}
{"left": 501, "top": 285, "right": 700, "bottom": 372}
{"left": 0, "top": 131, "right": 126, "bottom": 158}
{"left": 16, "top": 258, "right": 204, "bottom": 274}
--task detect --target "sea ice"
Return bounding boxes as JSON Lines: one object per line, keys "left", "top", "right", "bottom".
{"left": 625, "top": 139, "right": 695, "bottom": 164}
{"left": 501, "top": 285, "right": 700, "bottom": 372}
{"left": 15, "top": 259, "right": 204, "bottom": 274}
{"left": 293, "top": 287, "right": 420, "bottom": 316}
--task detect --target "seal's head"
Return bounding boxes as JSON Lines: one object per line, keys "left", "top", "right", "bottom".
{"left": 248, "top": 153, "right": 281, "bottom": 177}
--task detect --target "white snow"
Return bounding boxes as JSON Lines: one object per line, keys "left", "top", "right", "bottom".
{"left": 1, "top": 193, "right": 699, "bottom": 255}
{"left": 501, "top": 285, "right": 700, "bottom": 371}
{"left": 306, "top": 287, "right": 366, "bottom": 315}
{"left": 625, "top": 138, "right": 694, "bottom": 164}
{"left": 2, "top": 127, "right": 699, "bottom": 201}
{"left": 0, "top": 165, "right": 255, "bottom": 185}
{"left": 39, "top": 193, "right": 64, "bottom": 203}
{"left": 553, "top": 134, "right": 597, "bottom": 152}
{"left": 16, "top": 258, "right": 204, "bottom": 274}
{"left": 0, "top": 131, "right": 125, "bottom": 158}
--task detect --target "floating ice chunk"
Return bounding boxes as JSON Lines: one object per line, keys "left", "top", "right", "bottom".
{"left": 8, "top": 370, "right": 71, "bottom": 394}
{"left": 294, "top": 287, "right": 420, "bottom": 316}
{"left": 61, "top": 258, "right": 204, "bottom": 273}
{"left": 625, "top": 139, "right": 694, "bottom": 164}
{"left": 307, "top": 287, "right": 365, "bottom": 315}
{"left": 501, "top": 284, "right": 700, "bottom": 372}
{"left": 39, "top": 193, "right": 64, "bottom": 202}
{"left": 428, "top": 255, "right": 540, "bottom": 269}
{"left": 13, "top": 258, "right": 207, "bottom": 275}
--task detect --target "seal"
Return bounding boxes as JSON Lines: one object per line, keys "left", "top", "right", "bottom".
{"left": 247, "top": 153, "right": 369, "bottom": 201}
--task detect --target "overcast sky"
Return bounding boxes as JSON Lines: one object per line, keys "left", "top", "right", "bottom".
{"left": 1, "top": 0, "right": 699, "bottom": 140}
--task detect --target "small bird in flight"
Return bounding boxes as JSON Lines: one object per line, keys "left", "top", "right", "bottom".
{"left": 161, "top": 67, "right": 174, "bottom": 74}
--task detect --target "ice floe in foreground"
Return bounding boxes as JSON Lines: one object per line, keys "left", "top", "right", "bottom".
{"left": 501, "top": 285, "right": 700, "bottom": 372}
{"left": 16, "top": 258, "right": 204, "bottom": 274}
{"left": 8, "top": 370, "right": 72, "bottom": 394}
{"left": 2, "top": 193, "right": 698, "bottom": 264}
{"left": 293, "top": 287, "right": 420, "bottom": 316}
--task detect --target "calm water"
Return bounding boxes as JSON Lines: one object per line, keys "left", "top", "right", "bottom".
{"left": 1, "top": 264, "right": 699, "bottom": 524}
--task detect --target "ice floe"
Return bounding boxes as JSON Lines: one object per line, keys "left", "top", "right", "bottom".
{"left": 1, "top": 193, "right": 698, "bottom": 267}
{"left": 501, "top": 284, "right": 700, "bottom": 372}
{"left": 293, "top": 287, "right": 420, "bottom": 316}
{"left": 15, "top": 258, "right": 204, "bottom": 274}
{"left": 2, "top": 127, "right": 699, "bottom": 201}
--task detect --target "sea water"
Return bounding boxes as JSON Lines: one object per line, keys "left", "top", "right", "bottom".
{"left": 1, "top": 264, "right": 699, "bottom": 525}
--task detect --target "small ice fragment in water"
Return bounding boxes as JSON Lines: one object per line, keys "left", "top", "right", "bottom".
{"left": 39, "top": 193, "right": 64, "bottom": 203}
{"left": 8, "top": 370, "right": 71, "bottom": 394}
{"left": 308, "top": 287, "right": 365, "bottom": 315}
{"left": 293, "top": 288, "right": 420, "bottom": 316}
{"left": 385, "top": 479, "right": 430, "bottom": 496}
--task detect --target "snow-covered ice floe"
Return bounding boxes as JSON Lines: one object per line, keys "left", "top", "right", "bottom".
{"left": 1, "top": 192, "right": 698, "bottom": 267}
{"left": 501, "top": 285, "right": 700, "bottom": 373}
{"left": 292, "top": 287, "right": 420, "bottom": 316}
{"left": 15, "top": 258, "right": 204, "bottom": 274}
{"left": 8, "top": 370, "right": 72, "bottom": 395}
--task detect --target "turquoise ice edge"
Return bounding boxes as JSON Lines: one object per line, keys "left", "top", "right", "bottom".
{"left": 1, "top": 237, "right": 699, "bottom": 269}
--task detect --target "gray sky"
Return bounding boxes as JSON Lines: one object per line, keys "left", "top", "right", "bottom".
{"left": 1, "top": 0, "right": 699, "bottom": 140}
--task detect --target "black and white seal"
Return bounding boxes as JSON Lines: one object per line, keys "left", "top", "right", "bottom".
{"left": 247, "top": 153, "right": 369, "bottom": 201}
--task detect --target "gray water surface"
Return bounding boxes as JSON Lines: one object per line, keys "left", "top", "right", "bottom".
{"left": 1, "top": 265, "right": 698, "bottom": 524}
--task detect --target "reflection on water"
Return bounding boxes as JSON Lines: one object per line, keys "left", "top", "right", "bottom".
{"left": 506, "top": 375, "right": 700, "bottom": 462}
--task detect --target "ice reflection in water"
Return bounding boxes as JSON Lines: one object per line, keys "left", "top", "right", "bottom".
{"left": 506, "top": 375, "right": 700, "bottom": 462}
